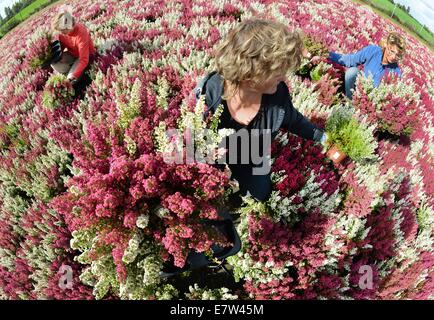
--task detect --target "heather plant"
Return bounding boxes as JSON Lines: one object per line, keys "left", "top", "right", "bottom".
{"left": 0, "top": 0, "right": 432, "bottom": 301}
{"left": 25, "top": 31, "right": 53, "bottom": 71}
{"left": 325, "top": 104, "right": 377, "bottom": 161}
{"left": 352, "top": 74, "right": 420, "bottom": 136}
{"left": 310, "top": 62, "right": 331, "bottom": 82}
{"left": 42, "top": 74, "right": 75, "bottom": 109}
{"left": 303, "top": 35, "right": 329, "bottom": 58}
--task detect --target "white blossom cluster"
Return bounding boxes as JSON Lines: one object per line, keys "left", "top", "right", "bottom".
{"left": 186, "top": 284, "right": 238, "bottom": 300}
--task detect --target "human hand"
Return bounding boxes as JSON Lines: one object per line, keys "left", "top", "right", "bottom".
{"left": 67, "top": 74, "right": 77, "bottom": 84}
{"left": 310, "top": 55, "right": 322, "bottom": 64}
{"left": 320, "top": 132, "right": 328, "bottom": 146}
{"left": 302, "top": 48, "right": 312, "bottom": 59}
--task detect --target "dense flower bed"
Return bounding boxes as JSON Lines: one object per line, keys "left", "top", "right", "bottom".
{"left": 0, "top": 0, "right": 432, "bottom": 300}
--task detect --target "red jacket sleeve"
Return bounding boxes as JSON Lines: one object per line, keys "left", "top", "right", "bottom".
{"left": 70, "top": 37, "right": 90, "bottom": 79}
{"left": 58, "top": 33, "right": 68, "bottom": 50}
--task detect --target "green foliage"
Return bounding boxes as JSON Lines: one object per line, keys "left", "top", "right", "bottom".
{"left": 310, "top": 62, "right": 330, "bottom": 82}
{"left": 0, "top": 0, "right": 60, "bottom": 38}
{"left": 297, "top": 60, "right": 311, "bottom": 75}
{"left": 42, "top": 74, "right": 75, "bottom": 109}
{"left": 303, "top": 35, "right": 329, "bottom": 57}
{"left": 358, "top": 0, "right": 434, "bottom": 50}
{"left": 116, "top": 78, "right": 142, "bottom": 130}
{"left": 326, "top": 105, "right": 377, "bottom": 161}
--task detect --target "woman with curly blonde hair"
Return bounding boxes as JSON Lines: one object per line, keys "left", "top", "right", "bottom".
{"left": 195, "top": 18, "right": 326, "bottom": 203}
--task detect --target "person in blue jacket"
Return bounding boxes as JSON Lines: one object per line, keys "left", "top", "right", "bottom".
{"left": 327, "top": 32, "right": 406, "bottom": 99}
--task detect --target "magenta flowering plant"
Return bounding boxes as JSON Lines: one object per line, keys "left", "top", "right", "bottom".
{"left": 49, "top": 58, "right": 235, "bottom": 298}
{"left": 0, "top": 0, "right": 433, "bottom": 300}
{"left": 352, "top": 73, "right": 420, "bottom": 136}
{"left": 312, "top": 73, "right": 342, "bottom": 107}
{"left": 227, "top": 131, "right": 347, "bottom": 299}
{"left": 25, "top": 31, "right": 54, "bottom": 71}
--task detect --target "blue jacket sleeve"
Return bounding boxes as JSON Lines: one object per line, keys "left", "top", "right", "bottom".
{"left": 328, "top": 45, "right": 376, "bottom": 67}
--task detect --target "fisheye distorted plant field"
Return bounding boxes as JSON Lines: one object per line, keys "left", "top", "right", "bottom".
{"left": 0, "top": 0, "right": 433, "bottom": 300}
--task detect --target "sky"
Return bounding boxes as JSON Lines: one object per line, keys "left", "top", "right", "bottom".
{"left": 0, "top": 0, "right": 18, "bottom": 18}
{"left": 0, "top": 0, "right": 433, "bottom": 33}
{"left": 393, "top": 0, "right": 434, "bottom": 33}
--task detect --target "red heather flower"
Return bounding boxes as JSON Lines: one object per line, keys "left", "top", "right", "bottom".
{"left": 242, "top": 211, "right": 341, "bottom": 299}
{"left": 271, "top": 133, "right": 339, "bottom": 198}
{"left": 162, "top": 222, "right": 230, "bottom": 268}
{"left": 377, "top": 94, "right": 419, "bottom": 135}
{"left": 313, "top": 73, "right": 341, "bottom": 106}
{"left": 162, "top": 192, "right": 196, "bottom": 219}
{"left": 378, "top": 251, "right": 434, "bottom": 300}
{"left": 348, "top": 257, "right": 379, "bottom": 299}
{"left": 25, "top": 32, "right": 53, "bottom": 70}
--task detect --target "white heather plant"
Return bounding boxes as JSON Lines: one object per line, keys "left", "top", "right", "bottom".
{"left": 154, "top": 94, "right": 234, "bottom": 164}
{"left": 354, "top": 74, "right": 420, "bottom": 135}
{"left": 358, "top": 74, "right": 420, "bottom": 108}
{"left": 287, "top": 74, "right": 332, "bottom": 118}
{"left": 71, "top": 227, "right": 176, "bottom": 300}
{"left": 185, "top": 284, "right": 238, "bottom": 300}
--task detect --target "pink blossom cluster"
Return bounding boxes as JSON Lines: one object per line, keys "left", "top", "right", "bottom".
{"left": 0, "top": 0, "right": 432, "bottom": 300}
{"left": 272, "top": 133, "right": 340, "bottom": 198}
{"left": 352, "top": 74, "right": 420, "bottom": 136}
{"left": 24, "top": 32, "right": 53, "bottom": 70}
{"left": 50, "top": 63, "right": 232, "bottom": 272}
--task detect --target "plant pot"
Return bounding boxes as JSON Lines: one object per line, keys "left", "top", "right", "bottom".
{"left": 326, "top": 144, "right": 347, "bottom": 164}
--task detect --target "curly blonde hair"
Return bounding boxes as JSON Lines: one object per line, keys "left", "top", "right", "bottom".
{"left": 379, "top": 32, "right": 406, "bottom": 58}
{"left": 51, "top": 11, "right": 76, "bottom": 32}
{"left": 213, "top": 18, "right": 304, "bottom": 99}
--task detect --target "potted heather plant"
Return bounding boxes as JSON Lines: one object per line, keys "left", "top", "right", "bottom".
{"left": 42, "top": 74, "right": 75, "bottom": 109}
{"left": 325, "top": 104, "right": 377, "bottom": 164}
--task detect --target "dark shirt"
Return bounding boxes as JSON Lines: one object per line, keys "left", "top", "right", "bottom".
{"left": 201, "top": 73, "right": 323, "bottom": 166}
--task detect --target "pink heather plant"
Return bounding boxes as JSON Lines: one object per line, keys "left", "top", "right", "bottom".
{"left": 352, "top": 73, "right": 420, "bottom": 136}
{"left": 0, "top": 0, "right": 432, "bottom": 300}
{"left": 271, "top": 133, "right": 340, "bottom": 198}
{"left": 312, "top": 73, "right": 342, "bottom": 107}
{"left": 49, "top": 60, "right": 233, "bottom": 298}
{"left": 25, "top": 31, "right": 54, "bottom": 71}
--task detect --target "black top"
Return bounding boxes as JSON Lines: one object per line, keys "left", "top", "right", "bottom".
{"left": 203, "top": 73, "right": 321, "bottom": 138}
{"left": 199, "top": 72, "right": 323, "bottom": 166}
{"left": 218, "top": 98, "right": 265, "bottom": 131}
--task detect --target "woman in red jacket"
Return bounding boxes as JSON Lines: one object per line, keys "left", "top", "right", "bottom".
{"left": 50, "top": 9, "right": 95, "bottom": 83}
